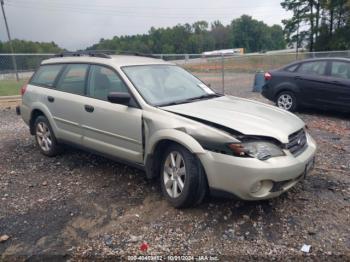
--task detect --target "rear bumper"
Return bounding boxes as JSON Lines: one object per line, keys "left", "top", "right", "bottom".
{"left": 261, "top": 84, "right": 274, "bottom": 101}
{"left": 198, "top": 132, "right": 317, "bottom": 200}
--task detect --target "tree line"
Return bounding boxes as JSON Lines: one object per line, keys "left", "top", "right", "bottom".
{"left": 86, "top": 15, "right": 286, "bottom": 54}
{"left": 0, "top": 39, "right": 62, "bottom": 53}
{"left": 281, "top": 0, "right": 350, "bottom": 51}
{"left": 0, "top": 40, "right": 62, "bottom": 71}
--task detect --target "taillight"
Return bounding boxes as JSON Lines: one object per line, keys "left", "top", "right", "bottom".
{"left": 264, "top": 72, "right": 272, "bottom": 81}
{"left": 20, "top": 82, "right": 28, "bottom": 96}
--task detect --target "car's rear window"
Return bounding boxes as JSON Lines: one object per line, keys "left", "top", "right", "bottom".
{"left": 30, "top": 64, "right": 63, "bottom": 87}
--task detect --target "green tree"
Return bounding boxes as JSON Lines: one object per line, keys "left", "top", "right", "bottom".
{"left": 281, "top": 0, "right": 350, "bottom": 51}
{"left": 87, "top": 15, "right": 286, "bottom": 54}
{"left": 230, "top": 15, "right": 285, "bottom": 52}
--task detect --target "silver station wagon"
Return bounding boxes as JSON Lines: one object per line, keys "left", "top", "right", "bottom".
{"left": 19, "top": 52, "right": 317, "bottom": 208}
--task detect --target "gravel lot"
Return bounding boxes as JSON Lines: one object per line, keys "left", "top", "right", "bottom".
{"left": 0, "top": 77, "right": 349, "bottom": 261}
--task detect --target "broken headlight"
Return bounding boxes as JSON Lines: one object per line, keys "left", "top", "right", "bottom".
{"left": 228, "top": 141, "right": 285, "bottom": 160}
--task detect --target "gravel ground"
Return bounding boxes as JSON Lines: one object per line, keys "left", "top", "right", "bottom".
{"left": 0, "top": 79, "right": 349, "bottom": 261}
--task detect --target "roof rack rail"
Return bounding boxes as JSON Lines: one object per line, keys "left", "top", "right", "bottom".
{"left": 54, "top": 51, "right": 112, "bottom": 59}
{"left": 117, "top": 51, "right": 159, "bottom": 59}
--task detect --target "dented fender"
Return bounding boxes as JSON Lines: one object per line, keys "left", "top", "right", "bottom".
{"left": 146, "top": 129, "right": 206, "bottom": 157}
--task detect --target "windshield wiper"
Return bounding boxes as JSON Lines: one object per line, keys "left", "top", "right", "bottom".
{"left": 157, "top": 93, "right": 221, "bottom": 107}
{"left": 184, "top": 93, "right": 222, "bottom": 102}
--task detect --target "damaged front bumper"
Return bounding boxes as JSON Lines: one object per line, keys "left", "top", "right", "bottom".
{"left": 198, "top": 132, "right": 317, "bottom": 200}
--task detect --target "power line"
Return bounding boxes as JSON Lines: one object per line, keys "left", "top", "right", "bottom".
{"left": 5, "top": 1, "right": 287, "bottom": 20}
{"left": 6, "top": 0, "right": 280, "bottom": 11}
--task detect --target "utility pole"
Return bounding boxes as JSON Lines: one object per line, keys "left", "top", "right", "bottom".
{"left": 1, "top": 0, "right": 19, "bottom": 81}
{"left": 296, "top": 4, "right": 300, "bottom": 60}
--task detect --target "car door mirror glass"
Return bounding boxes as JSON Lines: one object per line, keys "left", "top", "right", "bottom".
{"left": 107, "top": 92, "right": 131, "bottom": 105}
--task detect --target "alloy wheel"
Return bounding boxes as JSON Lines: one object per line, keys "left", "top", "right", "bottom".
{"left": 277, "top": 94, "right": 293, "bottom": 110}
{"left": 36, "top": 122, "right": 52, "bottom": 152}
{"left": 163, "top": 151, "right": 186, "bottom": 198}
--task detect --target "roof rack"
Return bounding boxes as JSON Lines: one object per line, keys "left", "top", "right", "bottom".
{"left": 54, "top": 50, "right": 161, "bottom": 59}
{"left": 54, "top": 51, "right": 112, "bottom": 59}
{"left": 117, "top": 51, "right": 159, "bottom": 59}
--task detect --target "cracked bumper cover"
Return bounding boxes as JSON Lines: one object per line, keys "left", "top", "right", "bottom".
{"left": 198, "top": 132, "right": 317, "bottom": 200}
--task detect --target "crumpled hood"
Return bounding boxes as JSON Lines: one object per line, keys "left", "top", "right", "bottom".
{"left": 162, "top": 96, "right": 305, "bottom": 143}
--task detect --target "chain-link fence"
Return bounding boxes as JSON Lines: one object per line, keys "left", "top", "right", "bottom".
{"left": 1, "top": 51, "right": 350, "bottom": 96}
{"left": 157, "top": 50, "right": 350, "bottom": 96}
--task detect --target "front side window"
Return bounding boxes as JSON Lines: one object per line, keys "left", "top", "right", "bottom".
{"left": 330, "top": 61, "right": 350, "bottom": 80}
{"left": 30, "top": 64, "right": 63, "bottom": 87}
{"left": 56, "top": 64, "right": 89, "bottom": 95}
{"left": 297, "top": 61, "right": 327, "bottom": 76}
{"left": 122, "top": 65, "right": 215, "bottom": 106}
{"left": 87, "top": 65, "right": 128, "bottom": 101}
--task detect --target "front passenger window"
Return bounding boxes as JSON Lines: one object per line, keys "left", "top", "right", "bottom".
{"left": 87, "top": 65, "right": 128, "bottom": 101}
{"left": 331, "top": 61, "right": 350, "bottom": 80}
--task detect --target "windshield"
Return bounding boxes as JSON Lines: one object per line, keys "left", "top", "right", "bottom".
{"left": 122, "top": 65, "right": 216, "bottom": 106}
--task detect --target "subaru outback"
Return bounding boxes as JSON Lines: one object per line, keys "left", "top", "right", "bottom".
{"left": 18, "top": 52, "right": 317, "bottom": 208}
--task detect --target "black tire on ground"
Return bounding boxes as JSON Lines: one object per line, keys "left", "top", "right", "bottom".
{"left": 34, "top": 115, "right": 62, "bottom": 157}
{"left": 276, "top": 91, "right": 298, "bottom": 112}
{"left": 160, "top": 143, "right": 208, "bottom": 208}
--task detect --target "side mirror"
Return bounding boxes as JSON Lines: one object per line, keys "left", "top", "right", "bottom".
{"left": 107, "top": 92, "right": 131, "bottom": 106}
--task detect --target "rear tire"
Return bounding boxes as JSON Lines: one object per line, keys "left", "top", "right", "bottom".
{"left": 276, "top": 91, "right": 297, "bottom": 112}
{"left": 34, "top": 115, "right": 61, "bottom": 157}
{"left": 160, "top": 144, "right": 207, "bottom": 208}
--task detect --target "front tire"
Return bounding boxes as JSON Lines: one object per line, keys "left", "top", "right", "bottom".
{"left": 276, "top": 91, "right": 297, "bottom": 112}
{"left": 160, "top": 144, "right": 207, "bottom": 208}
{"left": 34, "top": 115, "right": 61, "bottom": 157}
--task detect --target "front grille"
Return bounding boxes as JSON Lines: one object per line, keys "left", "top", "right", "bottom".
{"left": 287, "top": 129, "right": 307, "bottom": 156}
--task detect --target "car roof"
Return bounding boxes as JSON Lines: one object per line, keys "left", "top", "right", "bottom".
{"left": 300, "top": 57, "right": 350, "bottom": 62}
{"left": 41, "top": 55, "right": 172, "bottom": 67}
{"left": 282, "top": 57, "right": 350, "bottom": 69}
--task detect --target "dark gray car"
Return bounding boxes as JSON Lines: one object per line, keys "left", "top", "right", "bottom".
{"left": 262, "top": 58, "right": 350, "bottom": 112}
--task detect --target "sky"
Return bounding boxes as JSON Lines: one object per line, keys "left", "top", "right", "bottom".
{"left": 0, "top": 0, "right": 291, "bottom": 51}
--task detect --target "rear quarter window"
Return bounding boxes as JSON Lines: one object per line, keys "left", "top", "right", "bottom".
{"left": 284, "top": 64, "right": 299, "bottom": 72}
{"left": 30, "top": 64, "right": 64, "bottom": 87}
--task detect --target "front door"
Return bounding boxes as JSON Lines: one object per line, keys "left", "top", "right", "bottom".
{"left": 81, "top": 64, "right": 143, "bottom": 163}
{"left": 326, "top": 60, "right": 350, "bottom": 110}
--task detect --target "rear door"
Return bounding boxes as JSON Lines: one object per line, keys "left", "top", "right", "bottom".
{"left": 327, "top": 60, "right": 350, "bottom": 110}
{"left": 46, "top": 63, "right": 89, "bottom": 143}
{"left": 81, "top": 64, "right": 143, "bottom": 163}
{"left": 294, "top": 60, "right": 329, "bottom": 106}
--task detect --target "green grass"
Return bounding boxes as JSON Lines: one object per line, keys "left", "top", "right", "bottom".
{"left": 0, "top": 80, "right": 25, "bottom": 96}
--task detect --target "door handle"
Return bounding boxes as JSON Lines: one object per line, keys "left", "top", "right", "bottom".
{"left": 47, "top": 96, "right": 55, "bottom": 103}
{"left": 84, "top": 105, "right": 94, "bottom": 113}
{"left": 294, "top": 75, "right": 302, "bottom": 80}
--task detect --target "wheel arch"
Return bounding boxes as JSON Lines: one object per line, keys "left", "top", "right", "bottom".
{"left": 273, "top": 82, "right": 300, "bottom": 101}
{"left": 144, "top": 129, "right": 206, "bottom": 179}
{"left": 29, "top": 104, "right": 55, "bottom": 135}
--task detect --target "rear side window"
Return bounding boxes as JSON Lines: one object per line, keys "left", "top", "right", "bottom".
{"left": 297, "top": 61, "right": 327, "bottom": 76}
{"left": 331, "top": 61, "right": 350, "bottom": 80}
{"left": 56, "top": 64, "right": 89, "bottom": 95}
{"left": 30, "top": 65, "right": 63, "bottom": 87}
